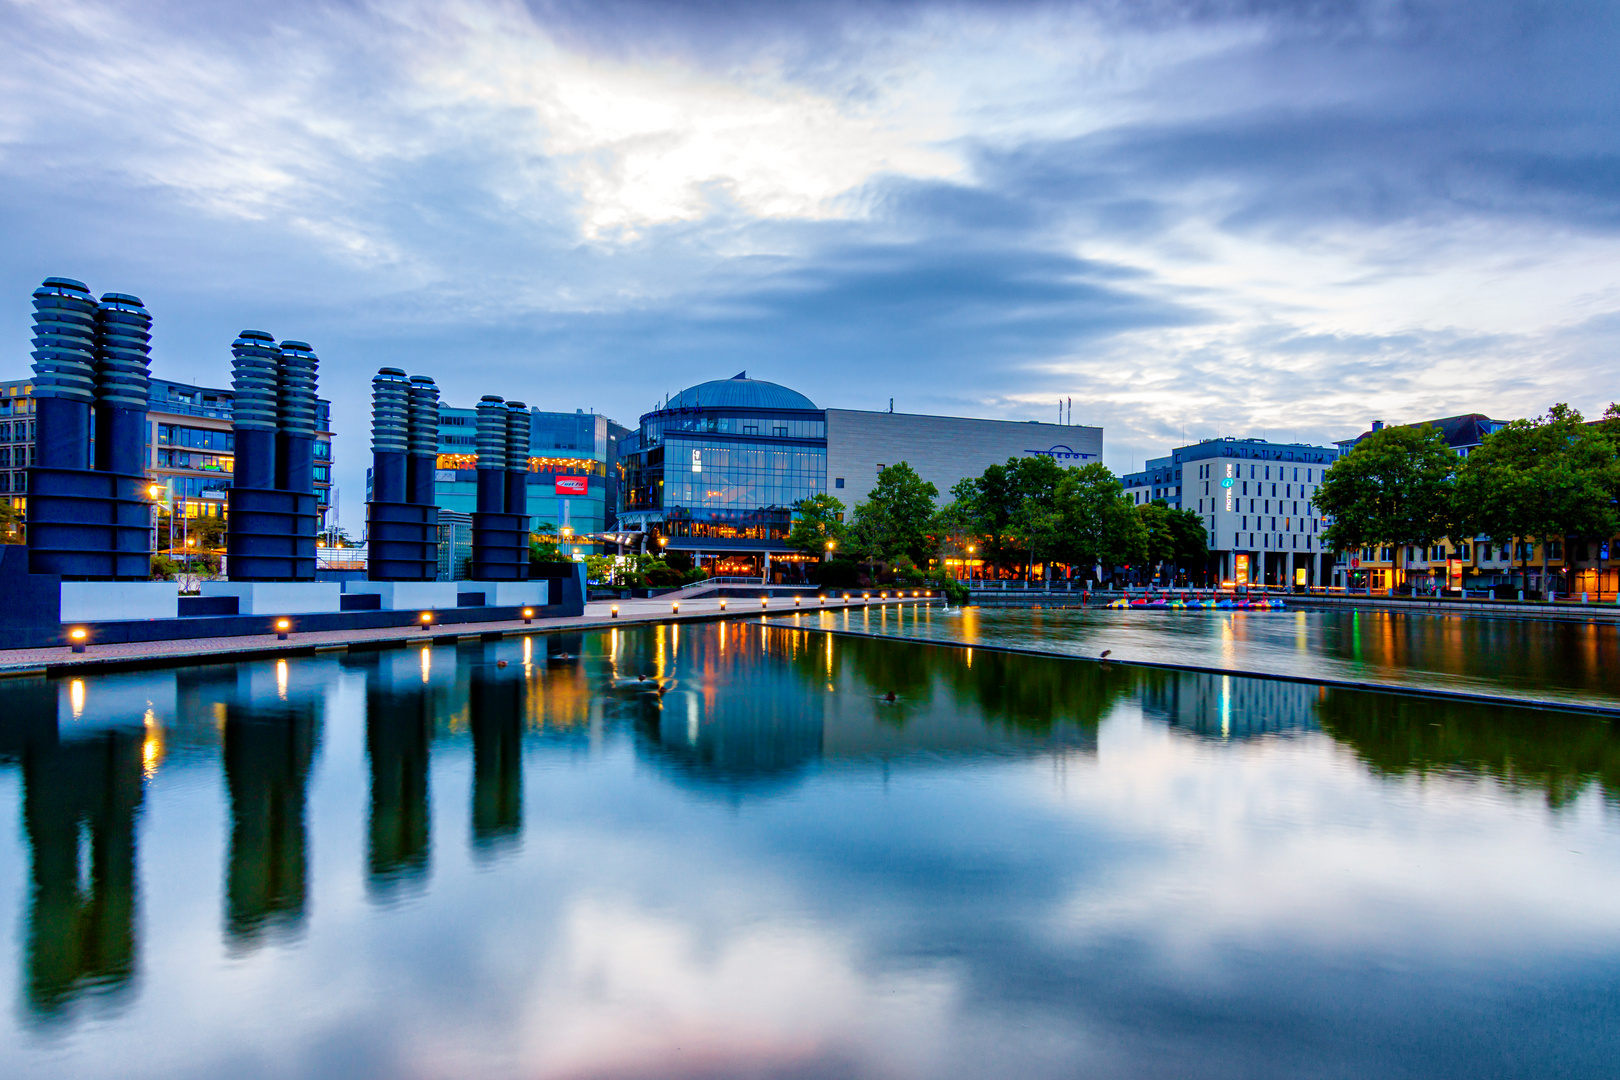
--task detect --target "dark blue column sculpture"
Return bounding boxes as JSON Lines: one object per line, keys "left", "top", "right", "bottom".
{"left": 365, "top": 369, "right": 439, "bottom": 581}
{"left": 504, "top": 401, "right": 530, "bottom": 521}
{"left": 225, "top": 331, "right": 318, "bottom": 581}
{"left": 471, "top": 395, "right": 527, "bottom": 580}
{"left": 26, "top": 278, "right": 152, "bottom": 579}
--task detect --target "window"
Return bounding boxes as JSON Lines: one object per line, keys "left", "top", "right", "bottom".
{"left": 743, "top": 425, "right": 758, "bottom": 434}
{"left": 876, "top": 463, "right": 886, "bottom": 472}
{"left": 835, "top": 477, "right": 844, "bottom": 489}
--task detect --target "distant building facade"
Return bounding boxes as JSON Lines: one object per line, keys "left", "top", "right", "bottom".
{"left": 403, "top": 405, "right": 627, "bottom": 559}
{"left": 617, "top": 373, "right": 1105, "bottom": 581}
{"left": 1122, "top": 437, "right": 1340, "bottom": 586}
{"left": 1, "top": 375, "right": 333, "bottom": 529}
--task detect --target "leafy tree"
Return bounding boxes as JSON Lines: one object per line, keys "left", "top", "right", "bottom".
{"left": 1006, "top": 455, "right": 1064, "bottom": 581}
{"left": 1315, "top": 424, "right": 1457, "bottom": 587}
{"left": 529, "top": 537, "right": 563, "bottom": 564}
{"left": 1053, "top": 463, "right": 1146, "bottom": 584}
{"left": 1453, "top": 404, "right": 1620, "bottom": 595}
{"left": 787, "top": 493, "right": 848, "bottom": 557}
{"left": 1134, "top": 502, "right": 1176, "bottom": 575}
{"left": 189, "top": 515, "right": 227, "bottom": 549}
{"left": 850, "top": 462, "right": 939, "bottom": 565}
{"left": 947, "top": 461, "right": 1021, "bottom": 575}
{"left": 1166, "top": 506, "right": 1210, "bottom": 581}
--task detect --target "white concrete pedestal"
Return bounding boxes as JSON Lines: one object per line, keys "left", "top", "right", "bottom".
{"left": 202, "top": 581, "right": 343, "bottom": 615}
{"left": 457, "top": 580, "right": 547, "bottom": 607}
{"left": 343, "top": 581, "right": 459, "bottom": 610}
{"left": 60, "top": 582, "right": 179, "bottom": 622}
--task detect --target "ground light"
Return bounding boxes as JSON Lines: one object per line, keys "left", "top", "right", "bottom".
{"left": 275, "top": 618, "right": 291, "bottom": 640}
{"left": 522, "top": 607, "right": 534, "bottom": 625}
{"left": 719, "top": 598, "right": 726, "bottom": 611}
{"left": 611, "top": 605, "right": 619, "bottom": 619}
{"left": 794, "top": 596, "right": 801, "bottom": 607}
{"left": 672, "top": 601, "right": 680, "bottom": 614}
{"left": 419, "top": 611, "right": 433, "bottom": 630}
{"left": 761, "top": 596, "right": 768, "bottom": 609}
{"left": 69, "top": 627, "right": 88, "bottom": 653}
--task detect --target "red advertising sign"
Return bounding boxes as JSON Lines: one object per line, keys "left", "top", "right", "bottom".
{"left": 554, "top": 476, "right": 588, "bottom": 495}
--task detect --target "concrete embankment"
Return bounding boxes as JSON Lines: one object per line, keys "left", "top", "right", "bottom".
{"left": 961, "top": 587, "right": 1620, "bottom": 622}
{"left": 0, "top": 595, "right": 944, "bottom": 678}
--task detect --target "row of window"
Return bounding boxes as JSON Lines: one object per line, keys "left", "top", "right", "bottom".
{"left": 1228, "top": 534, "right": 1316, "bottom": 551}
{"left": 0, "top": 421, "right": 35, "bottom": 442}
{"left": 1198, "top": 463, "right": 1322, "bottom": 482}
{"left": 0, "top": 447, "right": 33, "bottom": 468}
{"left": 1202, "top": 497, "right": 1316, "bottom": 517}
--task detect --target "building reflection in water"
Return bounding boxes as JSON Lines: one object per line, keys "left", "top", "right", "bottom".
{"left": 221, "top": 694, "right": 319, "bottom": 949}
{"left": 345, "top": 648, "right": 440, "bottom": 900}
{"left": 0, "top": 678, "right": 144, "bottom": 1019}
{"left": 1141, "top": 670, "right": 1323, "bottom": 741}
{"left": 469, "top": 645, "right": 524, "bottom": 858}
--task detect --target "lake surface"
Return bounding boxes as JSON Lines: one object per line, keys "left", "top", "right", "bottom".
{"left": 2, "top": 622, "right": 1617, "bottom": 1079}
{"left": 789, "top": 602, "right": 1620, "bottom": 708}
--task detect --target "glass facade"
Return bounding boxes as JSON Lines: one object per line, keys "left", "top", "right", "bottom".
{"left": 618, "top": 377, "right": 829, "bottom": 556}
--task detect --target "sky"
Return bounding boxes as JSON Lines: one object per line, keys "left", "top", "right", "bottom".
{"left": 3, "top": 0, "right": 1619, "bottom": 511}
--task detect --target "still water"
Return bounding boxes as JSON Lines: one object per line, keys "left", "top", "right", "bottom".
{"left": 800, "top": 603, "right": 1620, "bottom": 708}
{"left": 2, "top": 623, "right": 1617, "bottom": 1079}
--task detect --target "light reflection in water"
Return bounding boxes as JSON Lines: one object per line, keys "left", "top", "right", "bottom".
{"left": 0, "top": 628, "right": 1613, "bottom": 1079}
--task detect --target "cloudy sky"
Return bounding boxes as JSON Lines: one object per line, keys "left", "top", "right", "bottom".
{"left": 3, "top": 0, "right": 1617, "bottom": 505}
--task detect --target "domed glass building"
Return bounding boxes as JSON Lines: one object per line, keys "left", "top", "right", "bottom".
{"left": 619, "top": 372, "right": 827, "bottom": 577}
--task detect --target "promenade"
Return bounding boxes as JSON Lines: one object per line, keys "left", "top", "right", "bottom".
{"left": 0, "top": 594, "right": 939, "bottom": 677}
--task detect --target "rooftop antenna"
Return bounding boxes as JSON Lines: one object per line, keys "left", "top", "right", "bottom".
{"left": 889, "top": 397, "right": 894, "bottom": 414}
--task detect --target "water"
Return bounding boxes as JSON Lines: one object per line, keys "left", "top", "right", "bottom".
{"left": 791, "top": 602, "right": 1620, "bottom": 708}
{"left": 1, "top": 623, "right": 1617, "bottom": 1079}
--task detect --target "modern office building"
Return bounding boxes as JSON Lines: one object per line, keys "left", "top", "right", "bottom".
{"left": 420, "top": 405, "right": 629, "bottom": 558}
{"left": 616, "top": 373, "right": 1102, "bottom": 580}
{"left": 1122, "top": 436, "right": 1340, "bottom": 586}
{"left": 0, "top": 375, "right": 333, "bottom": 530}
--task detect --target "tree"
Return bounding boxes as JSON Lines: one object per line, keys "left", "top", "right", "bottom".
{"left": 1315, "top": 424, "right": 1457, "bottom": 587}
{"left": 787, "top": 493, "right": 848, "bottom": 557}
{"left": 1165, "top": 506, "right": 1211, "bottom": 583}
{"left": 1453, "top": 404, "right": 1620, "bottom": 596}
{"left": 1053, "top": 464, "right": 1146, "bottom": 584}
{"left": 1134, "top": 501, "right": 1175, "bottom": 578}
{"left": 1006, "top": 455, "right": 1064, "bottom": 581}
{"left": 849, "top": 462, "right": 939, "bottom": 565}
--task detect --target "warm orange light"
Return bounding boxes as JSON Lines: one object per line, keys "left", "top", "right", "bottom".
{"left": 276, "top": 619, "right": 290, "bottom": 630}
{"left": 69, "top": 628, "right": 87, "bottom": 641}
{"left": 420, "top": 611, "right": 433, "bottom": 623}
{"left": 863, "top": 592, "right": 870, "bottom": 600}
{"left": 719, "top": 598, "right": 726, "bottom": 610}
{"left": 826, "top": 540, "right": 835, "bottom": 550}
{"left": 147, "top": 484, "right": 161, "bottom": 499}
{"left": 672, "top": 601, "right": 680, "bottom": 614}
{"left": 760, "top": 597, "right": 768, "bottom": 608}
{"left": 611, "top": 605, "right": 619, "bottom": 618}
{"left": 967, "top": 545, "right": 976, "bottom": 554}
{"left": 522, "top": 608, "right": 534, "bottom": 617}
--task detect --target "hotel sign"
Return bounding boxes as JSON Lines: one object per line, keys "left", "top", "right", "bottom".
{"left": 1029, "top": 444, "right": 1097, "bottom": 462}
{"left": 555, "top": 476, "right": 588, "bottom": 495}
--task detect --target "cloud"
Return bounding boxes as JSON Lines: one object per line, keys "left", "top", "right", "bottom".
{"left": 1, "top": 0, "right": 1619, "bottom": 498}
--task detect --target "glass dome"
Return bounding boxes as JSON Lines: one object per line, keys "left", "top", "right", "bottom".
{"left": 666, "top": 373, "right": 818, "bottom": 412}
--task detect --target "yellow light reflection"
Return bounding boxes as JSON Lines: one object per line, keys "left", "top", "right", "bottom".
{"left": 420, "top": 644, "right": 432, "bottom": 683}
{"left": 69, "top": 679, "right": 85, "bottom": 719}
{"left": 522, "top": 635, "right": 533, "bottom": 670}
{"left": 141, "top": 707, "right": 165, "bottom": 779}
{"left": 276, "top": 658, "right": 289, "bottom": 699}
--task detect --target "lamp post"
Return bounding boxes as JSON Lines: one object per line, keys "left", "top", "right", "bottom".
{"left": 824, "top": 539, "right": 835, "bottom": 562}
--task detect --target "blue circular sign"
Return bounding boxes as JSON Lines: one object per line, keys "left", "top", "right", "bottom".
{"left": 1221, "top": 477, "right": 1234, "bottom": 488}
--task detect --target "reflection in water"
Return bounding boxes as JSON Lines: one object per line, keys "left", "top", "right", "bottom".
{"left": 348, "top": 649, "right": 439, "bottom": 899}
{"left": 829, "top": 604, "right": 1620, "bottom": 707}
{"left": 1319, "top": 689, "right": 1620, "bottom": 808}
{"left": 0, "top": 680, "right": 144, "bottom": 1019}
{"left": 470, "top": 650, "right": 523, "bottom": 856}
{"left": 0, "top": 627, "right": 1617, "bottom": 1078}
{"left": 1142, "top": 670, "right": 1323, "bottom": 740}
{"left": 222, "top": 698, "right": 319, "bottom": 948}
